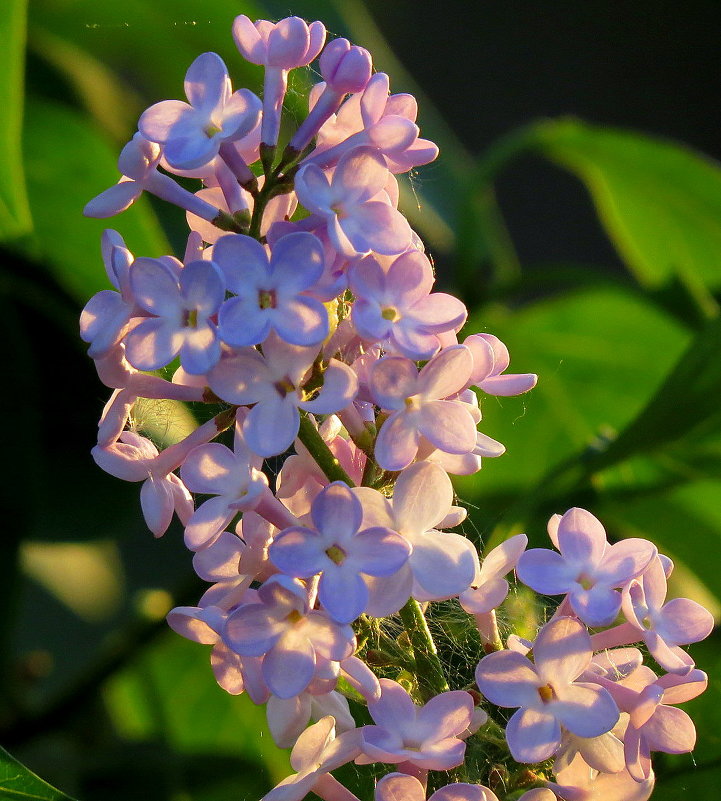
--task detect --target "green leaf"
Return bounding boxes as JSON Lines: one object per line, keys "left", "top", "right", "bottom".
{"left": 22, "top": 98, "right": 168, "bottom": 304}
{"left": 104, "top": 633, "right": 290, "bottom": 788}
{"left": 535, "top": 118, "right": 721, "bottom": 299}
{"left": 601, "top": 480, "right": 721, "bottom": 607}
{"left": 586, "top": 313, "right": 721, "bottom": 472}
{"left": 0, "top": 744, "right": 78, "bottom": 800}
{"left": 0, "top": 0, "right": 32, "bottom": 240}
{"left": 457, "top": 285, "right": 688, "bottom": 502}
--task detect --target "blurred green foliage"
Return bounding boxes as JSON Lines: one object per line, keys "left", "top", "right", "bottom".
{"left": 1, "top": 0, "right": 720, "bottom": 798}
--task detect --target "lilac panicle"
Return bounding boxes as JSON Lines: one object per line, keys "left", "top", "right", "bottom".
{"left": 79, "top": 15, "right": 714, "bottom": 801}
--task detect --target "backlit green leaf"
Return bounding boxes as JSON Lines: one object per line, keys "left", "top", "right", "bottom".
{"left": 0, "top": 744, "right": 78, "bottom": 801}
{"left": 0, "top": 0, "right": 32, "bottom": 240}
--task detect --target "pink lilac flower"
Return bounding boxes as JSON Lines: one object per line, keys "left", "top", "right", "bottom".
{"left": 295, "top": 146, "right": 412, "bottom": 258}
{"left": 553, "top": 752, "right": 655, "bottom": 801}
{"left": 124, "top": 256, "right": 225, "bottom": 374}
{"left": 180, "top": 419, "right": 271, "bottom": 550}
{"left": 355, "top": 461, "right": 479, "bottom": 615}
{"left": 475, "top": 617, "right": 619, "bottom": 763}
{"left": 592, "top": 664, "right": 706, "bottom": 782}
{"left": 621, "top": 556, "right": 714, "bottom": 674}
{"left": 516, "top": 508, "right": 657, "bottom": 627}
{"left": 349, "top": 251, "right": 467, "bottom": 359}
{"left": 207, "top": 333, "right": 358, "bottom": 457}
{"left": 357, "top": 678, "right": 475, "bottom": 770}
{"left": 80, "top": 230, "right": 135, "bottom": 358}
{"left": 266, "top": 686, "right": 356, "bottom": 750}
{"left": 223, "top": 575, "right": 355, "bottom": 698}
{"left": 215, "top": 232, "right": 328, "bottom": 347}
{"left": 269, "top": 481, "right": 411, "bottom": 624}
{"left": 369, "top": 345, "right": 478, "bottom": 471}
{"left": 464, "top": 333, "right": 538, "bottom": 396}
{"left": 166, "top": 601, "right": 268, "bottom": 700}
{"left": 460, "top": 533, "right": 528, "bottom": 616}
{"left": 374, "top": 773, "right": 500, "bottom": 801}
{"left": 139, "top": 52, "right": 261, "bottom": 170}
{"left": 289, "top": 39, "right": 373, "bottom": 153}
{"left": 233, "top": 15, "right": 326, "bottom": 149}
{"left": 84, "top": 134, "right": 224, "bottom": 222}
{"left": 91, "top": 430, "right": 194, "bottom": 537}
{"left": 262, "top": 716, "right": 362, "bottom": 801}
{"left": 307, "top": 72, "right": 439, "bottom": 174}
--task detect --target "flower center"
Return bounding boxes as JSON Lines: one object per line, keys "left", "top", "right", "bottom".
{"left": 325, "top": 545, "right": 347, "bottom": 565}
{"left": 381, "top": 306, "right": 400, "bottom": 322}
{"left": 184, "top": 308, "right": 199, "bottom": 328}
{"left": 204, "top": 123, "right": 222, "bottom": 138}
{"left": 578, "top": 573, "right": 595, "bottom": 591}
{"left": 538, "top": 684, "right": 556, "bottom": 703}
{"left": 274, "top": 377, "right": 296, "bottom": 397}
{"left": 287, "top": 609, "right": 304, "bottom": 624}
{"left": 258, "top": 289, "right": 277, "bottom": 310}
{"left": 404, "top": 394, "right": 421, "bottom": 411}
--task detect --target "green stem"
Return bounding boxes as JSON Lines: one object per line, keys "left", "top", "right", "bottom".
{"left": 398, "top": 599, "right": 449, "bottom": 701}
{"left": 297, "top": 414, "right": 356, "bottom": 486}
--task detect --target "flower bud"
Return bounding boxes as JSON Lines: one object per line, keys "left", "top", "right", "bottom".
{"left": 320, "top": 38, "right": 372, "bottom": 94}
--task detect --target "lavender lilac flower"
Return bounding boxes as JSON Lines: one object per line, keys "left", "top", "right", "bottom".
{"left": 80, "top": 14, "right": 713, "bottom": 801}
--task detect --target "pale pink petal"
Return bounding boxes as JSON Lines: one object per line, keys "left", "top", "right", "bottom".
{"left": 419, "top": 346, "right": 474, "bottom": 400}
{"left": 534, "top": 617, "right": 592, "bottom": 687}
{"left": 505, "top": 706, "right": 560, "bottom": 763}
{"left": 393, "top": 461, "right": 453, "bottom": 533}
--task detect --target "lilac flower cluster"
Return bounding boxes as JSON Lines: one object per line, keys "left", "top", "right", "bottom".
{"left": 80, "top": 15, "right": 714, "bottom": 801}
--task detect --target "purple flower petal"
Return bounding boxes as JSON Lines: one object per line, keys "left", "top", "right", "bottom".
{"left": 534, "top": 617, "right": 592, "bottom": 687}
{"left": 84, "top": 180, "right": 141, "bottom": 217}
{"left": 270, "top": 527, "right": 329, "bottom": 577}
{"left": 184, "top": 52, "right": 230, "bottom": 114}
{"left": 318, "top": 563, "right": 369, "bottom": 623}
{"left": 340, "top": 200, "right": 412, "bottom": 256}
{"left": 419, "top": 346, "right": 473, "bottom": 400}
{"left": 370, "top": 356, "right": 418, "bottom": 409}
{"left": 369, "top": 678, "right": 417, "bottom": 731}
{"left": 475, "top": 650, "right": 540, "bottom": 709}
{"left": 245, "top": 395, "right": 300, "bottom": 457}
{"left": 312, "top": 482, "right": 362, "bottom": 542}
{"left": 213, "top": 233, "right": 269, "bottom": 294}
{"left": 349, "top": 527, "right": 410, "bottom": 576}
{"left": 556, "top": 507, "right": 607, "bottom": 569}
{"left": 125, "top": 317, "right": 183, "bottom": 371}
{"left": 415, "top": 691, "right": 473, "bottom": 742}
{"left": 516, "top": 548, "right": 575, "bottom": 595}
{"left": 184, "top": 495, "right": 235, "bottom": 550}
{"left": 505, "top": 706, "right": 560, "bottom": 763}
{"left": 374, "top": 411, "right": 420, "bottom": 471}
{"left": 418, "top": 400, "right": 477, "bottom": 454}
{"left": 411, "top": 531, "right": 477, "bottom": 599}
{"left": 393, "top": 461, "right": 454, "bottom": 533}
{"left": 299, "top": 360, "right": 358, "bottom": 415}
{"left": 271, "top": 232, "right": 325, "bottom": 293}
{"left": 272, "top": 296, "right": 329, "bottom": 346}
{"left": 334, "top": 146, "right": 389, "bottom": 206}
{"left": 553, "top": 683, "right": 619, "bottom": 738}
{"left": 263, "top": 627, "right": 316, "bottom": 698}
